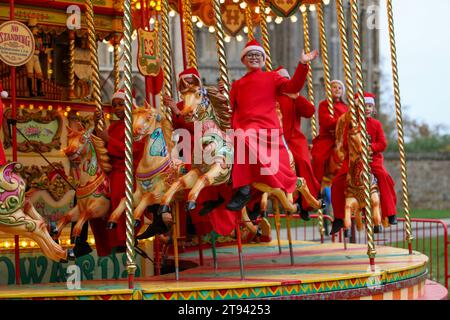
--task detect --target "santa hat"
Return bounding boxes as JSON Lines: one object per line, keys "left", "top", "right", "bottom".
{"left": 240, "top": 39, "right": 266, "bottom": 62}
{"left": 0, "top": 82, "right": 8, "bottom": 99}
{"left": 275, "top": 66, "right": 290, "bottom": 79}
{"left": 178, "top": 67, "right": 202, "bottom": 91}
{"left": 355, "top": 92, "right": 376, "bottom": 105}
{"left": 112, "top": 88, "right": 136, "bottom": 106}
{"left": 331, "top": 79, "right": 346, "bottom": 98}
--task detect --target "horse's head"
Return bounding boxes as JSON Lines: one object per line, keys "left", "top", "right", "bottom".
{"left": 179, "top": 76, "right": 209, "bottom": 122}
{"left": 64, "top": 127, "right": 93, "bottom": 163}
{"left": 132, "top": 106, "right": 162, "bottom": 142}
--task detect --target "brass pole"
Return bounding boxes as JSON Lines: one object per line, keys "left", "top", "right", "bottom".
{"left": 258, "top": 0, "right": 271, "bottom": 71}
{"left": 182, "top": 0, "right": 197, "bottom": 68}
{"left": 386, "top": 0, "right": 413, "bottom": 253}
{"left": 68, "top": 30, "right": 76, "bottom": 99}
{"left": 316, "top": 3, "right": 334, "bottom": 117}
{"left": 113, "top": 34, "right": 121, "bottom": 92}
{"left": 161, "top": 0, "right": 174, "bottom": 122}
{"left": 122, "top": 0, "right": 137, "bottom": 288}
{"left": 349, "top": 0, "right": 376, "bottom": 264}
{"left": 245, "top": 4, "right": 254, "bottom": 41}
{"left": 85, "top": 0, "right": 104, "bottom": 131}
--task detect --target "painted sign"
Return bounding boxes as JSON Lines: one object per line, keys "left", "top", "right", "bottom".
{"left": 137, "top": 28, "right": 161, "bottom": 77}
{"left": 270, "top": 0, "right": 301, "bottom": 17}
{"left": 0, "top": 21, "right": 35, "bottom": 66}
{"left": 222, "top": 3, "right": 246, "bottom": 37}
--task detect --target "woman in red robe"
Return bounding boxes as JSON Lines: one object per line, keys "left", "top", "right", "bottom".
{"left": 311, "top": 80, "right": 348, "bottom": 185}
{"left": 226, "top": 40, "right": 318, "bottom": 211}
{"left": 330, "top": 92, "right": 397, "bottom": 234}
{"left": 274, "top": 67, "right": 320, "bottom": 218}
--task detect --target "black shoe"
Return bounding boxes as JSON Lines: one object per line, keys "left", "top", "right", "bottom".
{"left": 247, "top": 203, "right": 261, "bottom": 222}
{"left": 199, "top": 194, "right": 225, "bottom": 216}
{"left": 300, "top": 209, "right": 310, "bottom": 222}
{"left": 330, "top": 219, "right": 344, "bottom": 235}
{"left": 374, "top": 225, "right": 383, "bottom": 234}
{"left": 226, "top": 186, "right": 251, "bottom": 211}
{"left": 136, "top": 213, "right": 168, "bottom": 240}
{"left": 388, "top": 215, "right": 398, "bottom": 225}
{"left": 72, "top": 242, "right": 93, "bottom": 258}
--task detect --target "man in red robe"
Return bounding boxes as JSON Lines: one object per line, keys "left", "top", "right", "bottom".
{"left": 330, "top": 92, "right": 397, "bottom": 234}
{"left": 226, "top": 40, "right": 318, "bottom": 211}
{"left": 95, "top": 89, "right": 145, "bottom": 255}
{"left": 274, "top": 67, "right": 320, "bottom": 220}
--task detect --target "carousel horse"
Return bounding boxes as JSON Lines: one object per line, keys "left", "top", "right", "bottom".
{"left": 107, "top": 106, "right": 185, "bottom": 229}
{"left": 52, "top": 127, "right": 111, "bottom": 240}
{"left": 336, "top": 113, "right": 382, "bottom": 234}
{"left": 0, "top": 162, "right": 69, "bottom": 262}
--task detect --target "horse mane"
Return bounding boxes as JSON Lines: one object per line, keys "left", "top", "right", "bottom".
{"left": 90, "top": 134, "right": 112, "bottom": 173}
{"left": 133, "top": 107, "right": 174, "bottom": 151}
{"left": 205, "top": 86, "right": 232, "bottom": 131}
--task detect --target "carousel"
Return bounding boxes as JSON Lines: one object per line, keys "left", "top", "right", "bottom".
{"left": 0, "top": 0, "right": 446, "bottom": 300}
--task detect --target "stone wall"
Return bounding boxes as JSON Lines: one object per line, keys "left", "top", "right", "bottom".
{"left": 384, "top": 152, "right": 450, "bottom": 210}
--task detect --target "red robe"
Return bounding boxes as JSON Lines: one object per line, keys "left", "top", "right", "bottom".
{"left": 91, "top": 120, "right": 145, "bottom": 256}
{"left": 230, "top": 63, "right": 309, "bottom": 193}
{"left": 331, "top": 117, "right": 397, "bottom": 220}
{"left": 311, "top": 99, "right": 348, "bottom": 183}
{"left": 0, "top": 99, "right": 6, "bottom": 165}
{"left": 278, "top": 94, "right": 320, "bottom": 210}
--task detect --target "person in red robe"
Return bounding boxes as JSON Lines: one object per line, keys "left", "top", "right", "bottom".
{"left": 274, "top": 67, "right": 320, "bottom": 220}
{"left": 226, "top": 40, "right": 318, "bottom": 211}
{"left": 311, "top": 80, "right": 349, "bottom": 186}
{"left": 0, "top": 83, "right": 8, "bottom": 166}
{"left": 95, "top": 89, "right": 145, "bottom": 255}
{"left": 330, "top": 92, "right": 397, "bottom": 234}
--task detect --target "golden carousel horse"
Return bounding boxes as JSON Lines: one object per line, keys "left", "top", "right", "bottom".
{"left": 0, "top": 162, "right": 69, "bottom": 262}
{"left": 335, "top": 113, "right": 382, "bottom": 235}
{"left": 107, "top": 106, "right": 185, "bottom": 231}
{"left": 52, "top": 127, "right": 112, "bottom": 241}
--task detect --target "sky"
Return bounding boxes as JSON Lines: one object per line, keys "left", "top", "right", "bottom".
{"left": 379, "top": 0, "right": 450, "bottom": 133}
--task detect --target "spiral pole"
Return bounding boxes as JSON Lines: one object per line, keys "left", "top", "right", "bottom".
{"left": 68, "top": 30, "right": 76, "bottom": 99}
{"left": 349, "top": 0, "right": 376, "bottom": 264}
{"left": 161, "top": 0, "right": 174, "bottom": 122}
{"left": 258, "top": 0, "right": 272, "bottom": 71}
{"left": 386, "top": 0, "right": 413, "bottom": 253}
{"left": 316, "top": 3, "right": 334, "bottom": 117}
{"left": 301, "top": 8, "right": 317, "bottom": 138}
{"left": 212, "top": 0, "right": 231, "bottom": 103}
{"left": 114, "top": 35, "right": 121, "bottom": 92}
{"left": 85, "top": 0, "right": 104, "bottom": 131}
{"left": 335, "top": 0, "right": 356, "bottom": 127}
{"left": 245, "top": 4, "right": 254, "bottom": 41}
{"left": 182, "top": 0, "right": 197, "bottom": 68}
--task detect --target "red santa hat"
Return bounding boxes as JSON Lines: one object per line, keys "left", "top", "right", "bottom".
{"left": 0, "top": 82, "right": 8, "bottom": 99}
{"left": 275, "top": 66, "right": 290, "bottom": 79}
{"left": 112, "top": 88, "right": 137, "bottom": 106}
{"left": 240, "top": 39, "right": 266, "bottom": 62}
{"left": 355, "top": 92, "right": 376, "bottom": 105}
{"left": 178, "top": 67, "right": 201, "bottom": 84}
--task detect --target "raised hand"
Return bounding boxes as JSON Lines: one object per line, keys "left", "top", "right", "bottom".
{"left": 300, "top": 49, "right": 319, "bottom": 64}
{"left": 163, "top": 94, "right": 180, "bottom": 116}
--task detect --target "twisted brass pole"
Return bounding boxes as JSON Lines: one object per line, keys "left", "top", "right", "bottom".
{"left": 335, "top": 0, "right": 356, "bottom": 127}
{"left": 161, "top": 0, "right": 174, "bottom": 122}
{"left": 114, "top": 35, "right": 120, "bottom": 92}
{"left": 212, "top": 0, "right": 231, "bottom": 104}
{"left": 258, "top": 0, "right": 272, "bottom": 71}
{"left": 301, "top": 9, "right": 317, "bottom": 139}
{"left": 68, "top": 30, "right": 75, "bottom": 99}
{"left": 386, "top": 0, "right": 413, "bottom": 253}
{"left": 122, "top": 0, "right": 136, "bottom": 288}
{"left": 316, "top": 3, "right": 334, "bottom": 117}
{"left": 182, "top": 0, "right": 197, "bottom": 68}
{"left": 349, "top": 0, "right": 376, "bottom": 264}
{"left": 245, "top": 5, "right": 254, "bottom": 41}
{"left": 85, "top": 0, "right": 104, "bottom": 131}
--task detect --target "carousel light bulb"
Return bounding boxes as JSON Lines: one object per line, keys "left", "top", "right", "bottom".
{"left": 48, "top": 105, "right": 53, "bottom": 111}
{"left": 232, "top": 0, "right": 239, "bottom": 3}
{"left": 150, "top": 0, "right": 156, "bottom": 7}
{"left": 144, "top": 26, "right": 148, "bottom": 31}
{"left": 323, "top": 0, "right": 330, "bottom": 5}
{"left": 266, "top": 16, "right": 272, "bottom": 23}
{"left": 265, "top": 7, "right": 270, "bottom": 14}
{"left": 208, "top": 26, "right": 215, "bottom": 33}
{"left": 4, "top": 241, "right": 10, "bottom": 248}
{"left": 236, "top": 35, "right": 243, "bottom": 42}
{"left": 239, "top": 2, "right": 247, "bottom": 9}
{"left": 66, "top": 106, "right": 71, "bottom": 112}
{"left": 38, "top": 105, "right": 43, "bottom": 110}
{"left": 309, "top": 4, "right": 316, "bottom": 12}
{"left": 136, "top": 2, "right": 141, "bottom": 9}
{"left": 102, "top": 39, "right": 108, "bottom": 44}
{"left": 290, "top": 15, "right": 298, "bottom": 23}
{"left": 30, "top": 241, "right": 36, "bottom": 248}
{"left": 275, "top": 17, "right": 283, "bottom": 24}
{"left": 118, "top": 47, "right": 122, "bottom": 53}
{"left": 108, "top": 45, "right": 114, "bottom": 53}
{"left": 106, "top": 113, "right": 111, "bottom": 119}
{"left": 224, "top": 35, "right": 231, "bottom": 43}
{"left": 21, "top": 241, "right": 28, "bottom": 247}
{"left": 66, "top": 239, "right": 71, "bottom": 245}
{"left": 76, "top": 112, "right": 80, "bottom": 116}
{"left": 254, "top": 6, "right": 260, "bottom": 14}
{"left": 20, "top": 104, "right": 25, "bottom": 109}
{"left": 300, "top": 4, "right": 307, "bottom": 13}
{"left": 196, "top": 21, "right": 203, "bottom": 28}
{"left": 169, "top": 10, "right": 176, "bottom": 17}
{"left": 149, "top": 17, "right": 155, "bottom": 25}
{"left": 192, "top": 16, "right": 198, "bottom": 23}
{"left": 219, "top": 0, "right": 225, "bottom": 3}
{"left": 64, "top": 112, "right": 68, "bottom": 117}
{"left": 155, "top": 5, "right": 161, "bottom": 11}
{"left": 89, "top": 238, "right": 95, "bottom": 245}
{"left": 29, "top": 104, "right": 34, "bottom": 110}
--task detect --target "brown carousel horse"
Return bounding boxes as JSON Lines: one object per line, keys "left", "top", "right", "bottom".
{"left": 0, "top": 162, "right": 69, "bottom": 262}
{"left": 107, "top": 106, "right": 185, "bottom": 231}
{"left": 335, "top": 113, "right": 382, "bottom": 235}
{"left": 52, "top": 127, "right": 112, "bottom": 241}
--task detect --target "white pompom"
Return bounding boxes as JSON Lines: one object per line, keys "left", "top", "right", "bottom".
{"left": 1, "top": 91, "right": 8, "bottom": 99}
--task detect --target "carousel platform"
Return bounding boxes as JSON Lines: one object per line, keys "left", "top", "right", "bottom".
{"left": 0, "top": 240, "right": 440, "bottom": 300}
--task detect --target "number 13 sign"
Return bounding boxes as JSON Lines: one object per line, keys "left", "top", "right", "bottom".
{"left": 137, "top": 28, "right": 161, "bottom": 77}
